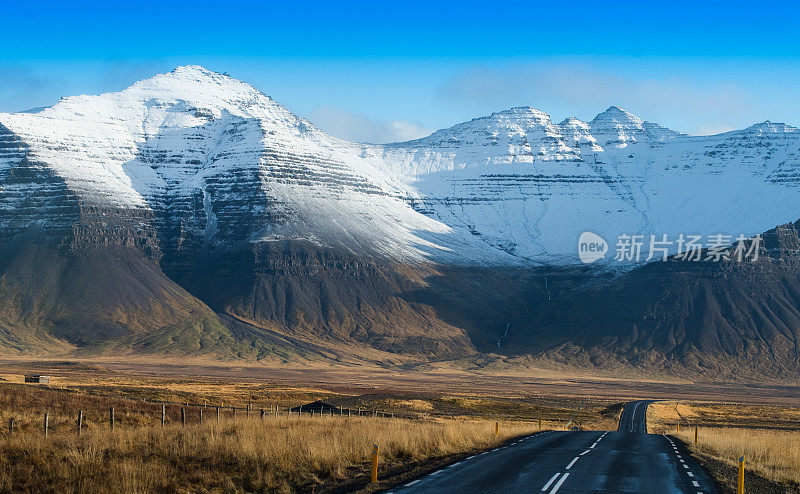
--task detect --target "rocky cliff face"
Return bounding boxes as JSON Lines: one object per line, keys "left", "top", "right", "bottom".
{"left": 2, "top": 66, "right": 800, "bottom": 378}
{"left": 5, "top": 67, "right": 800, "bottom": 269}
{"left": 368, "top": 106, "right": 800, "bottom": 263}
{"left": 508, "top": 223, "right": 800, "bottom": 379}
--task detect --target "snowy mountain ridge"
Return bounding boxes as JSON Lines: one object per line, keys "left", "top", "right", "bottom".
{"left": 2, "top": 65, "right": 800, "bottom": 267}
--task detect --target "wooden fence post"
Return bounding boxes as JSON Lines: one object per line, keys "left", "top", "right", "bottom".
{"left": 260, "top": 408, "right": 265, "bottom": 420}
{"left": 77, "top": 410, "right": 83, "bottom": 436}
{"left": 8, "top": 417, "right": 13, "bottom": 436}
{"left": 199, "top": 408, "right": 203, "bottom": 424}
{"left": 161, "top": 404, "right": 166, "bottom": 427}
{"left": 110, "top": 407, "right": 115, "bottom": 431}
{"left": 216, "top": 406, "right": 220, "bottom": 422}
{"left": 44, "top": 412, "right": 49, "bottom": 437}
{"left": 181, "top": 408, "right": 185, "bottom": 426}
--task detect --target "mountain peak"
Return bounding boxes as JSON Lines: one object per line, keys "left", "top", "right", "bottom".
{"left": 743, "top": 121, "right": 798, "bottom": 134}
{"left": 483, "top": 106, "right": 551, "bottom": 123}
{"left": 591, "top": 105, "right": 643, "bottom": 125}
{"left": 169, "top": 65, "right": 220, "bottom": 77}
{"left": 558, "top": 116, "right": 589, "bottom": 128}
{"left": 133, "top": 65, "right": 244, "bottom": 92}
{"left": 112, "top": 65, "right": 285, "bottom": 118}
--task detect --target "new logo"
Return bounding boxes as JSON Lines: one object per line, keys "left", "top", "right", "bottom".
{"left": 578, "top": 232, "right": 608, "bottom": 264}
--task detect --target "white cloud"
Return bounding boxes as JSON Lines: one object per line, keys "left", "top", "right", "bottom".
{"left": 307, "top": 106, "right": 431, "bottom": 144}
{"left": 0, "top": 64, "right": 62, "bottom": 112}
{"left": 693, "top": 124, "right": 737, "bottom": 136}
{"left": 436, "top": 62, "right": 759, "bottom": 135}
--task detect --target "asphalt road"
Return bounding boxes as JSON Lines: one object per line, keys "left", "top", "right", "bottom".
{"left": 389, "top": 400, "right": 718, "bottom": 493}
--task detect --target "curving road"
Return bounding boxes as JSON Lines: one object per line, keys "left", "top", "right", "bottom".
{"left": 388, "top": 400, "right": 718, "bottom": 493}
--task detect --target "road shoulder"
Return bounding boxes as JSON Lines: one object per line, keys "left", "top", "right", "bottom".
{"left": 674, "top": 438, "right": 797, "bottom": 494}
{"left": 322, "top": 432, "right": 546, "bottom": 493}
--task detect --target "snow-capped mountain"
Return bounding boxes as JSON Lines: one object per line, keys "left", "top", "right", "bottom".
{"left": 0, "top": 66, "right": 507, "bottom": 275}
{"left": 3, "top": 65, "right": 800, "bottom": 375}
{"left": 3, "top": 66, "right": 800, "bottom": 268}
{"left": 366, "top": 105, "right": 800, "bottom": 263}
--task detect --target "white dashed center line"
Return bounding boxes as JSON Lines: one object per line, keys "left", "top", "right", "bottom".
{"left": 565, "top": 457, "right": 579, "bottom": 470}
{"left": 550, "top": 472, "right": 570, "bottom": 494}
{"left": 541, "top": 472, "right": 561, "bottom": 491}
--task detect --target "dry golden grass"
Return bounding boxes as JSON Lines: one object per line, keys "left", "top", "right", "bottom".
{"left": 0, "top": 368, "right": 620, "bottom": 492}
{"left": 648, "top": 401, "right": 800, "bottom": 487}
{"left": 673, "top": 427, "right": 800, "bottom": 486}
{"left": 0, "top": 415, "right": 541, "bottom": 493}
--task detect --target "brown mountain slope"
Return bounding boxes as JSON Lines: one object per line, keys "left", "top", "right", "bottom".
{"left": 507, "top": 222, "right": 800, "bottom": 379}
{"left": 180, "top": 241, "right": 477, "bottom": 359}
{"left": 0, "top": 242, "right": 236, "bottom": 356}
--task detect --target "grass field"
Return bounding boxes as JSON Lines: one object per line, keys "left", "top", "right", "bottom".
{"left": 0, "top": 373, "right": 610, "bottom": 493}
{"left": 648, "top": 401, "right": 800, "bottom": 489}
{"left": 0, "top": 414, "right": 542, "bottom": 493}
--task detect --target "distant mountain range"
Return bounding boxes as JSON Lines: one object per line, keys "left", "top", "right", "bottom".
{"left": 1, "top": 66, "right": 799, "bottom": 380}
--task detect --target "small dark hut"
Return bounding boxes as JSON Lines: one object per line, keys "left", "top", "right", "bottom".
{"left": 24, "top": 375, "right": 50, "bottom": 384}
{"left": 290, "top": 400, "right": 341, "bottom": 414}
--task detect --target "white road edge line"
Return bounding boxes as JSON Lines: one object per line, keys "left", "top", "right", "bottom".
{"left": 541, "top": 472, "right": 561, "bottom": 491}
{"left": 692, "top": 480, "right": 700, "bottom": 487}
{"left": 550, "top": 472, "right": 570, "bottom": 494}
{"left": 565, "top": 457, "right": 579, "bottom": 470}
{"left": 405, "top": 479, "right": 421, "bottom": 486}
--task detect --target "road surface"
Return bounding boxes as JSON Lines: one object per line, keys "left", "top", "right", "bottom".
{"left": 389, "top": 400, "right": 718, "bottom": 493}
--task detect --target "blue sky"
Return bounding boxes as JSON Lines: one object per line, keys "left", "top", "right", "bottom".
{"left": 2, "top": 1, "right": 800, "bottom": 142}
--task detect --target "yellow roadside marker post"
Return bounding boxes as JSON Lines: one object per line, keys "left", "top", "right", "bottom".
{"left": 694, "top": 425, "right": 698, "bottom": 445}
{"left": 495, "top": 421, "right": 499, "bottom": 439}
{"left": 370, "top": 444, "right": 379, "bottom": 483}
{"left": 676, "top": 423, "right": 680, "bottom": 433}
{"left": 737, "top": 455, "right": 745, "bottom": 494}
